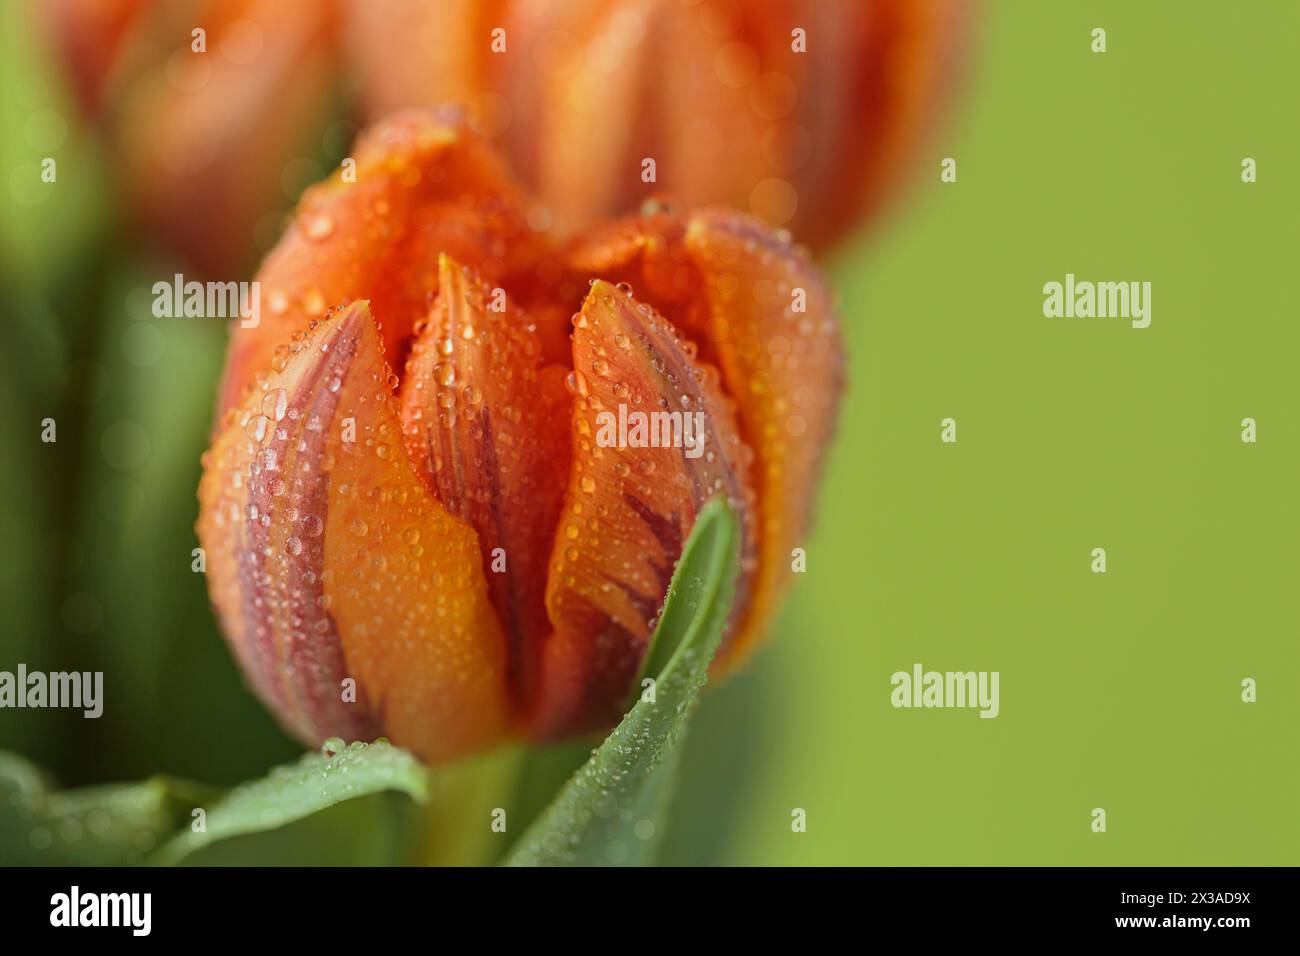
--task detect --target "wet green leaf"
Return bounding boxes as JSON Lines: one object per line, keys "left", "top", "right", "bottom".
{"left": 504, "top": 497, "right": 740, "bottom": 866}
{"left": 151, "top": 740, "right": 428, "bottom": 865}
{"left": 0, "top": 751, "right": 216, "bottom": 865}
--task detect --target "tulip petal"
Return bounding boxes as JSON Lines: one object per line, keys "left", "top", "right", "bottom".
{"left": 399, "top": 255, "right": 570, "bottom": 712}
{"left": 564, "top": 208, "right": 702, "bottom": 314}
{"left": 349, "top": 0, "right": 965, "bottom": 249}
{"left": 344, "top": 0, "right": 513, "bottom": 117}
{"left": 39, "top": 0, "right": 147, "bottom": 113}
{"left": 534, "top": 281, "right": 756, "bottom": 738}
{"left": 220, "top": 108, "right": 549, "bottom": 414}
{"left": 683, "top": 208, "right": 845, "bottom": 667}
{"left": 198, "top": 301, "right": 510, "bottom": 762}
{"left": 115, "top": 0, "right": 339, "bottom": 276}
{"left": 199, "top": 305, "right": 378, "bottom": 747}
{"left": 565, "top": 209, "right": 844, "bottom": 668}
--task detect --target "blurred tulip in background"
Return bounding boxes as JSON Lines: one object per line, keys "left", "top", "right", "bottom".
{"left": 41, "top": 0, "right": 965, "bottom": 275}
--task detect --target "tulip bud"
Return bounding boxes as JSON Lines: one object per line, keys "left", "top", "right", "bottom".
{"left": 348, "top": 0, "right": 968, "bottom": 248}
{"left": 198, "top": 110, "right": 842, "bottom": 762}
{"left": 45, "top": 0, "right": 964, "bottom": 274}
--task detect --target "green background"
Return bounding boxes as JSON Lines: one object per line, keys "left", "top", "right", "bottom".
{"left": 1, "top": 2, "right": 1296, "bottom": 865}
{"left": 671, "top": 1, "right": 1299, "bottom": 865}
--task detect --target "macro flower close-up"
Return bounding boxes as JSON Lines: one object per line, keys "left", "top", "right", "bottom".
{"left": 197, "top": 109, "right": 842, "bottom": 762}
{"left": 4, "top": 0, "right": 1294, "bottom": 911}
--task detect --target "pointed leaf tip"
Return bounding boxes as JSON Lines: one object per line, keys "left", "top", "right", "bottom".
{"left": 504, "top": 497, "right": 740, "bottom": 866}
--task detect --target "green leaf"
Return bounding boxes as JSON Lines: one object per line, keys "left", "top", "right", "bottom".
{"left": 151, "top": 740, "right": 429, "bottom": 865}
{"left": 504, "top": 497, "right": 741, "bottom": 866}
{"left": 174, "top": 794, "right": 423, "bottom": 866}
{"left": 0, "top": 751, "right": 217, "bottom": 866}
{"left": 1, "top": 743, "right": 430, "bottom": 867}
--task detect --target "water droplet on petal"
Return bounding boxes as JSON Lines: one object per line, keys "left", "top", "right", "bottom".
{"left": 433, "top": 362, "right": 456, "bottom": 386}
{"left": 245, "top": 415, "right": 271, "bottom": 443}
{"left": 566, "top": 370, "right": 589, "bottom": 396}
{"left": 303, "top": 213, "right": 335, "bottom": 241}
{"left": 262, "top": 388, "right": 288, "bottom": 422}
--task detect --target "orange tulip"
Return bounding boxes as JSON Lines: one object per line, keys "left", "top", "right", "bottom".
{"left": 38, "top": 0, "right": 149, "bottom": 112}
{"left": 42, "top": 0, "right": 965, "bottom": 274}
{"left": 197, "top": 110, "right": 842, "bottom": 762}
{"left": 348, "top": 0, "right": 968, "bottom": 248}
{"left": 110, "top": 0, "right": 341, "bottom": 277}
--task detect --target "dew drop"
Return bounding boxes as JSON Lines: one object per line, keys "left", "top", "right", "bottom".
{"left": 566, "top": 370, "right": 589, "bottom": 397}
{"left": 245, "top": 415, "right": 271, "bottom": 443}
{"left": 303, "top": 213, "right": 335, "bottom": 241}
{"left": 262, "top": 388, "right": 289, "bottom": 422}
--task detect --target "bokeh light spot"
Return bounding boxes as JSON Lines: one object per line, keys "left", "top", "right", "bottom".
{"left": 122, "top": 321, "right": 165, "bottom": 367}
{"left": 714, "top": 41, "right": 758, "bottom": 88}
{"left": 8, "top": 164, "right": 51, "bottom": 207}
{"left": 24, "top": 108, "right": 67, "bottom": 152}
{"left": 468, "top": 93, "right": 512, "bottom": 138}
{"left": 101, "top": 421, "right": 151, "bottom": 472}
{"left": 750, "top": 177, "right": 798, "bottom": 226}
{"left": 749, "top": 72, "right": 798, "bottom": 120}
